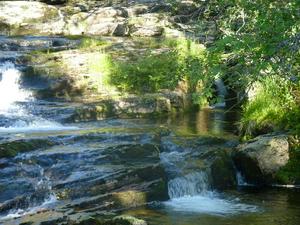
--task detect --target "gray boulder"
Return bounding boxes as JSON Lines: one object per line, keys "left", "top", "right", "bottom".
{"left": 233, "top": 134, "right": 290, "bottom": 185}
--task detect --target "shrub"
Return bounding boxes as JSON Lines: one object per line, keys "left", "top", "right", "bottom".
{"left": 109, "top": 51, "right": 182, "bottom": 93}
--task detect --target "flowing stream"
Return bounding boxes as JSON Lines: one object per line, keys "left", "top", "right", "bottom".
{"left": 0, "top": 37, "right": 300, "bottom": 225}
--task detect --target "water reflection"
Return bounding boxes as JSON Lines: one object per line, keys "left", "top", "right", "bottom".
{"left": 167, "top": 108, "right": 240, "bottom": 136}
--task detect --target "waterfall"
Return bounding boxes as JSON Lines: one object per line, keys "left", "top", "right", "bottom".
{"left": 213, "top": 78, "right": 227, "bottom": 108}
{"left": 168, "top": 172, "right": 210, "bottom": 198}
{"left": 161, "top": 141, "right": 258, "bottom": 215}
{"left": 0, "top": 164, "right": 57, "bottom": 220}
{"left": 0, "top": 61, "right": 73, "bottom": 132}
{"left": 0, "top": 61, "right": 32, "bottom": 114}
{"left": 236, "top": 171, "right": 254, "bottom": 187}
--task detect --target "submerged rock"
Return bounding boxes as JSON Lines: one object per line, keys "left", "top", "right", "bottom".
{"left": 74, "top": 215, "right": 147, "bottom": 225}
{"left": 233, "top": 134, "right": 290, "bottom": 185}
{"left": 112, "top": 215, "right": 147, "bottom": 225}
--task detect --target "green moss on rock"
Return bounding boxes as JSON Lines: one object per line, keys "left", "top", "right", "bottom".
{"left": 0, "top": 139, "right": 56, "bottom": 158}
{"left": 276, "top": 137, "right": 300, "bottom": 185}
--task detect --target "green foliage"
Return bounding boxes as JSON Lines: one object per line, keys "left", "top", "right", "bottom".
{"left": 193, "top": 0, "right": 300, "bottom": 135}
{"left": 276, "top": 139, "right": 300, "bottom": 184}
{"left": 240, "top": 76, "right": 299, "bottom": 139}
{"left": 108, "top": 38, "right": 211, "bottom": 105}
{"left": 79, "top": 37, "right": 108, "bottom": 49}
{"left": 109, "top": 51, "right": 182, "bottom": 93}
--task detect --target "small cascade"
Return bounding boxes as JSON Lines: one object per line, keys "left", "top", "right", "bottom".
{"left": 0, "top": 61, "right": 32, "bottom": 114}
{"left": 0, "top": 61, "right": 74, "bottom": 132}
{"left": 213, "top": 78, "right": 227, "bottom": 108}
{"left": 236, "top": 171, "right": 254, "bottom": 187}
{"left": 168, "top": 172, "right": 209, "bottom": 198}
{"left": 0, "top": 164, "right": 57, "bottom": 220}
{"left": 161, "top": 139, "right": 258, "bottom": 215}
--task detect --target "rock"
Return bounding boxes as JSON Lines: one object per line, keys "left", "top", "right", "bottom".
{"left": 112, "top": 215, "right": 147, "bottom": 225}
{"left": 210, "top": 150, "right": 237, "bottom": 190}
{"left": 67, "top": 93, "right": 185, "bottom": 122}
{"left": 0, "top": 1, "right": 64, "bottom": 35}
{"left": 65, "top": 7, "right": 129, "bottom": 36}
{"left": 233, "top": 134, "right": 290, "bottom": 185}
{"left": 75, "top": 215, "right": 147, "bottom": 225}
{"left": 127, "top": 5, "right": 149, "bottom": 16}
{"left": 39, "top": 0, "right": 67, "bottom": 5}
{"left": 128, "top": 14, "right": 165, "bottom": 37}
{"left": 69, "top": 102, "right": 115, "bottom": 122}
{"left": 0, "top": 139, "right": 56, "bottom": 158}
{"left": 130, "top": 25, "right": 164, "bottom": 37}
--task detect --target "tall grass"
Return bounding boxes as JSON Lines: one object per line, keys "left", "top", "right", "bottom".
{"left": 240, "top": 76, "right": 299, "bottom": 139}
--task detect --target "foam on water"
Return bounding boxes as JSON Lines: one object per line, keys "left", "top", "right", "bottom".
{"left": 164, "top": 172, "right": 258, "bottom": 215}
{"left": 164, "top": 194, "right": 258, "bottom": 215}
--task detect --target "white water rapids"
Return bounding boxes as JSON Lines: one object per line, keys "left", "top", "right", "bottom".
{"left": 0, "top": 61, "right": 75, "bottom": 132}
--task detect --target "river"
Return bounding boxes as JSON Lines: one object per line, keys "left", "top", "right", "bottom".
{"left": 0, "top": 36, "right": 299, "bottom": 225}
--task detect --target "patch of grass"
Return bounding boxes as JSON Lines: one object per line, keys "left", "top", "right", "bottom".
{"left": 240, "top": 76, "right": 299, "bottom": 139}
{"left": 108, "top": 51, "right": 182, "bottom": 93}
{"left": 107, "top": 38, "right": 210, "bottom": 102}
{"left": 79, "top": 37, "right": 108, "bottom": 49}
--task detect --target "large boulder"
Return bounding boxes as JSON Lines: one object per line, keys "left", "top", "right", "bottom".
{"left": 0, "top": 1, "right": 64, "bottom": 35}
{"left": 63, "top": 7, "right": 130, "bottom": 36}
{"left": 233, "top": 134, "right": 290, "bottom": 185}
{"left": 128, "top": 14, "right": 165, "bottom": 37}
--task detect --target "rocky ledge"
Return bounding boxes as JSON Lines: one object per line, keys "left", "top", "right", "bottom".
{"left": 0, "top": 0, "right": 216, "bottom": 39}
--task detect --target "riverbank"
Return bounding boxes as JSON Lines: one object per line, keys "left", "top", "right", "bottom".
{"left": 0, "top": 1, "right": 300, "bottom": 224}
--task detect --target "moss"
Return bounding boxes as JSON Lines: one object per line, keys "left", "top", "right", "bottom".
{"left": 0, "top": 139, "right": 56, "bottom": 158}
{"left": 275, "top": 139, "right": 300, "bottom": 184}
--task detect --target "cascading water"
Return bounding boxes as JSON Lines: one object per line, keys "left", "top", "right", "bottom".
{"left": 0, "top": 61, "right": 32, "bottom": 113}
{"left": 212, "top": 78, "right": 227, "bottom": 108}
{"left": 161, "top": 145, "right": 258, "bottom": 215}
{"left": 0, "top": 164, "right": 57, "bottom": 220}
{"left": 0, "top": 61, "right": 72, "bottom": 132}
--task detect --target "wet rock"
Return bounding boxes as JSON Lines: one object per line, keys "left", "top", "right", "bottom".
{"left": 69, "top": 102, "right": 115, "bottom": 122}
{"left": 75, "top": 215, "right": 147, "bottom": 225}
{"left": 104, "top": 143, "right": 160, "bottom": 163}
{"left": 233, "top": 134, "right": 290, "bottom": 185}
{"left": 210, "top": 150, "right": 237, "bottom": 190}
{"left": 67, "top": 93, "right": 184, "bottom": 122}
{"left": 0, "top": 139, "right": 56, "bottom": 158}
{"left": 112, "top": 215, "right": 147, "bottom": 225}
{"left": 161, "top": 135, "right": 238, "bottom": 190}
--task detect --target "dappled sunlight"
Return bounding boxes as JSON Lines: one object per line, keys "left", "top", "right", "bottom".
{"left": 0, "top": 0, "right": 300, "bottom": 224}
{"left": 113, "top": 190, "right": 147, "bottom": 207}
